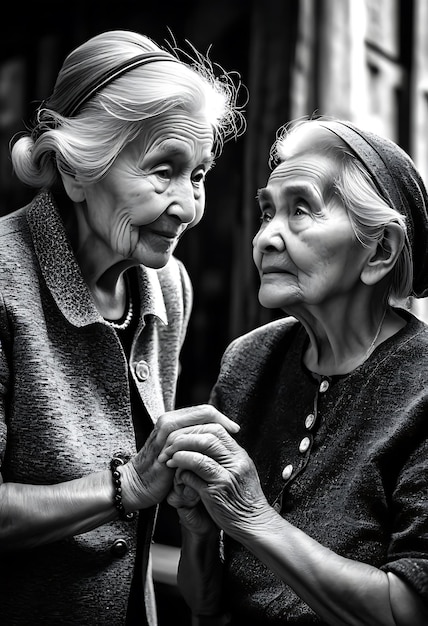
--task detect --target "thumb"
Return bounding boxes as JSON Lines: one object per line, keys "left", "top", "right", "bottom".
{"left": 177, "top": 468, "right": 207, "bottom": 494}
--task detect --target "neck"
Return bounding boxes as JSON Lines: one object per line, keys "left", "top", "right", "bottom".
{"left": 63, "top": 201, "right": 134, "bottom": 319}
{"left": 292, "top": 293, "right": 405, "bottom": 376}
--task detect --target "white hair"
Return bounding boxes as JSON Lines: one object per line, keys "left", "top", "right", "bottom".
{"left": 271, "top": 118, "right": 412, "bottom": 300}
{"left": 11, "top": 30, "right": 246, "bottom": 188}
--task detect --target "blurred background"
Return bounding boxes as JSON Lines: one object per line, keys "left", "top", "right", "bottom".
{"left": 1, "top": 0, "right": 427, "bottom": 622}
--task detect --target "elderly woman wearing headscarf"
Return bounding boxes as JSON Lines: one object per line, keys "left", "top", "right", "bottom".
{"left": 161, "top": 118, "right": 428, "bottom": 625}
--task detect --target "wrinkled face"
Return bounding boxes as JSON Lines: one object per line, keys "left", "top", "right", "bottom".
{"left": 252, "top": 153, "right": 372, "bottom": 313}
{"left": 80, "top": 109, "right": 214, "bottom": 268}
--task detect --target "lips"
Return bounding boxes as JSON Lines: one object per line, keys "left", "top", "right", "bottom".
{"left": 261, "top": 266, "right": 288, "bottom": 273}
{"left": 145, "top": 227, "right": 181, "bottom": 240}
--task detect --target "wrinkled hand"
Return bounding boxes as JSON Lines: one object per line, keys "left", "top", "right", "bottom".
{"left": 159, "top": 421, "right": 270, "bottom": 540}
{"left": 168, "top": 468, "right": 225, "bottom": 616}
{"left": 119, "top": 405, "right": 240, "bottom": 512}
{"left": 167, "top": 468, "right": 216, "bottom": 536}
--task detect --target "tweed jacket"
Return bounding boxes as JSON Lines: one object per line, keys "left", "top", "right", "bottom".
{"left": 0, "top": 191, "right": 192, "bottom": 625}
{"left": 210, "top": 312, "right": 428, "bottom": 624}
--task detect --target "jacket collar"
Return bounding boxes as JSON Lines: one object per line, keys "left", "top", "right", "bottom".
{"left": 26, "top": 190, "right": 168, "bottom": 327}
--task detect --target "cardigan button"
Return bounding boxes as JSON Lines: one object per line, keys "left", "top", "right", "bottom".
{"left": 135, "top": 360, "right": 150, "bottom": 381}
{"left": 305, "top": 413, "right": 316, "bottom": 429}
{"left": 281, "top": 464, "right": 293, "bottom": 480}
{"left": 110, "top": 538, "right": 128, "bottom": 557}
{"left": 319, "top": 379, "right": 329, "bottom": 393}
{"left": 299, "top": 436, "right": 311, "bottom": 453}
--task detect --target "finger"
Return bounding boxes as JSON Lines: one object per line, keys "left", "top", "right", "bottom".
{"left": 174, "top": 467, "right": 187, "bottom": 484}
{"left": 167, "top": 483, "right": 200, "bottom": 508}
{"left": 158, "top": 424, "right": 237, "bottom": 463}
{"left": 156, "top": 405, "right": 240, "bottom": 438}
{"left": 171, "top": 474, "right": 200, "bottom": 502}
{"left": 159, "top": 430, "right": 234, "bottom": 464}
{"left": 167, "top": 422, "right": 237, "bottom": 443}
{"left": 171, "top": 501, "right": 211, "bottom": 531}
{"left": 166, "top": 450, "right": 227, "bottom": 483}
{"left": 183, "top": 484, "right": 199, "bottom": 500}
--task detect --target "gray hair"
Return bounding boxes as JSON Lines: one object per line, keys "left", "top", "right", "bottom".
{"left": 11, "top": 30, "right": 246, "bottom": 189}
{"left": 271, "top": 118, "right": 412, "bottom": 301}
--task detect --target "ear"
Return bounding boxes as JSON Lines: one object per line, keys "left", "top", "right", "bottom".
{"left": 360, "top": 223, "right": 405, "bottom": 286}
{"left": 59, "top": 171, "right": 85, "bottom": 203}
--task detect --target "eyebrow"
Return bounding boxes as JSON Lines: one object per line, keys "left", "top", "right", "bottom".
{"left": 258, "top": 180, "right": 323, "bottom": 201}
{"left": 156, "top": 141, "right": 215, "bottom": 168}
{"left": 256, "top": 188, "right": 269, "bottom": 202}
{"left": 202, "top": 154, "right": 216, "bottom": 168}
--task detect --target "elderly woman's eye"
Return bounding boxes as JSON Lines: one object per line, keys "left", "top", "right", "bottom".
{"left": 259, "top": 209, "right": 273, "bottom": 223}
{"left": 154, "top": 167, "right": 172, "bottom": 180}
{"left": 293, "top": 200, "right": 310, "bottom": 216}
{"left": 192, "top": 169, "right": 206, "bottom": 186}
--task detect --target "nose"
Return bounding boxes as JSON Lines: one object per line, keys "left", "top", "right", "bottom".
{"left": 166, "top": 178, "right": 198, "bottom": 225}
{"left": 253, "top": 218, "right": 286, "bottom": 253}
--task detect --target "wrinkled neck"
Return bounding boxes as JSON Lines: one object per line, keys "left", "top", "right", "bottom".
{"left": 289, "top": 290, "right": 403, "bottom": 376}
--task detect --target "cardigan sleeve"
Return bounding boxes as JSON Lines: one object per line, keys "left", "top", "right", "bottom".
{"left": 380, "top": 403, "right": 428, "bottom": 601}
{"left": 211, "top": 315, "right": 428, "bottom": 606}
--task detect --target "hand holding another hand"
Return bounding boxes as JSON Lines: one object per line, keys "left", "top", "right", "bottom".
{"left": 159, "top": 413, "right": 271, "bottom": 540}
{"left": 119, "top": 405, "right": 240, "bottom": 513}
{"left": 167, "top": 468, "right": 216, "bottom": 536}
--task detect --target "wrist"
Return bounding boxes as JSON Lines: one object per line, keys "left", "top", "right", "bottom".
{"left": 230, "top": 503, "right": 280, "bottom": 546}
{"left": 109, "top": 457, "right": 136, "bottom": 521}
{"left": 181, "top": 523, "right": 221, "bottom": 546}
{"left": 178, "top": 528, "right": 224, "bottom": 615}
{"left": 109, "top": 456, "right": 143, "bottom": 519}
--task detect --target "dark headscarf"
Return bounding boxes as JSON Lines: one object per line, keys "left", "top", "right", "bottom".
{"left": 319, "top": 120, "right": 428, "bottom": 298}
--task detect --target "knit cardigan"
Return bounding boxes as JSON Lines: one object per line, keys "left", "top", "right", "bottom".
{"left": 0, "top": 191, "right": 192, "bottom": 625}
{"left": 210, "top": 312, "right": 428, "bottom": 625}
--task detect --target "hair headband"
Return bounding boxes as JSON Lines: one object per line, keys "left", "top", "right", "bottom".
{"left": 64, "top": 51, "right": 180, "bottom": 117}
{"left": 319, "top": 120, "right": 428, "bottom": 298}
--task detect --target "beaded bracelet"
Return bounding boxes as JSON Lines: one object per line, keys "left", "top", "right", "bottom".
{"left": 110, "top": 457, "right": 136, "bottom": 521}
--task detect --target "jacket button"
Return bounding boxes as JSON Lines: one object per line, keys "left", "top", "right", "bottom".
{"left": 299, "top": 436, "right": 311, "bottom": 453}
{"left": 305, "top": 413, "right": 316, "bottom": 430}
{"left": 135, "top": 360, "right": 150, "bottom": 381}
{"left": 282, "top": 464, "right": 293, "bottom": 481}
{"left": 110, "top": 538, "right": 128, "bottom": 557}
{"left": 319, "top": 379, "right": 329, "bottom": 393}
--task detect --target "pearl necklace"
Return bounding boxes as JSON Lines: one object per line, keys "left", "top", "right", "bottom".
{"left": 104, "top": 288, "right": 134, "bottom": 331}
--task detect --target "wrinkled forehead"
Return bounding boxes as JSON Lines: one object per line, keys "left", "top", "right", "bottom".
{"left": 135, "top": 109, "right": 215, "bottom": 157}
{"left": 266, "top": 152, "right": 339, "bottom": 194}
{"left": 147, "top": 108, "right": 215, "bottom": 139}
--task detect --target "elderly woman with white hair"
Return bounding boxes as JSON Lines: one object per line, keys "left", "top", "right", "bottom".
{"left": 0, "top": 29, "right": 243, "bottom": 625}
{"left": 162, "top": 118, "right": 428, "bottom": 625}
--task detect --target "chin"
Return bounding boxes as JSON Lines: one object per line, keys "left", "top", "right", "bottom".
{"left": 258, "top": 295, "right": 283, "bottom": 309}
{"left": 133, "top": 239, "right": 176, "bottom": 269}
{"left": 258, "top": 288, "right": 292, "bottom": 310}
{"left": 140, "top": 252, "right": 172, "bottom": 269}
{"left": 150, "top": 260, "right": 170, "bottom": 270}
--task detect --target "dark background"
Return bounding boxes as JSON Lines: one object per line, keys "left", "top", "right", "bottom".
{"left": 0, "top": 3, "right": 287, "bottom": 622}
{"left": 2, "top": 1, "right": 421, "bottom": 623}
{"left": 0, "top": 0, "right": 287, "bottom": 402}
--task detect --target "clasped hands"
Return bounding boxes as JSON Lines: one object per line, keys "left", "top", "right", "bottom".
{"left": 160, "top": 405, "right": 270, "bottom": 537}
{"left": 118, "top": 404, "right": 269, "bottom": 535}
{"left": 117, "top": 405, "right": 267, "bottom": 534}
